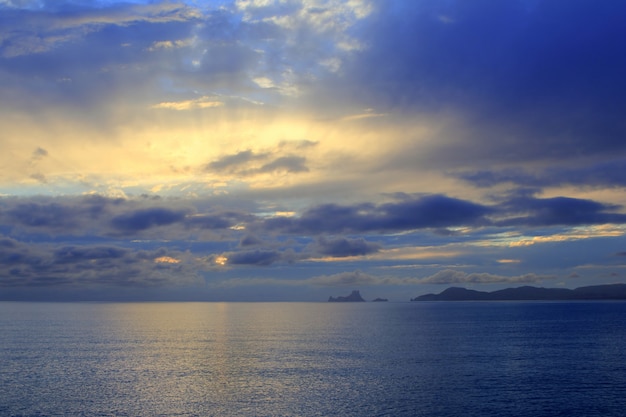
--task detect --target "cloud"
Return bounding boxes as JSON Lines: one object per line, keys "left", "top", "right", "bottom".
{"left": 209, "top": 235, "right": 378, "bottom": 267}
{"left": 1, "top": 1, "right": 626, "bottom": 301}
{"left": 307, "top": 270, "right": 379, "bottom": 287}
{"left": 110, "top": 207, "right": 188, "bottom": 234}
{"left": 31, "top": 147, "right": 48, "bottom": 159}
{"left": 224, "top": 249, "right": 286, "bottom": 266}
{"left": 264, "top": 194, "right": 492, "bottom": 234}
{"left": 206, "top": 150, "right": 270, "bottom": 172}
{"left": 2, "top": 191, "right": 625, "bottom": 247}
{"left": 258, "top": 155, "right": 308, "bottom": 174}
{"left": 312, "top": 236, "right": 381, "bottom": 258}
{"left": 281, "top": 139, "right": 318, "bottom": 150}
{"left": 152, "top": 96, "right": 224, "bottom": 110}
{"left": 0, "top": 2, "right": 246, "bottom": 117}
{"left": 206, "top": 270, "right": 391, "bottom": 289}
{"left": 219, "top": 268, "right": 544, "bottom": 289}
{"left": 239, "top": 234, "right": 264, "bottom": 247}
{"left": 457, "top": 159, "right": 626, "bottom": 189}
{"left": 53, "top": 245, "right": 127, "bottom": 264}
{"left": 3, "top": 196, "right": 108, "bottom": 233}
{"left": 206, "top": 149, "right": 309, "bottom": 176}
{"left": 0, "top": 195, "right": 206, "bottom": 238}
{"left": 419, "top": 269, "right": 548, "bottom": 285}
{"left": 0, "top": 239, "right": 202, "bottom": 288}
{"left": 236, "top": 0, "right": 372, "bottom": 72}
{"left": 29, "top": 172, "right": 47, "bottom": 183}
{"left": 497, "top": 195, "right": 626, "bottom": 227}
{"left": 0, "top": 3, "right": 201, "bottom": 58}
{"left": 185, "top": 212, "right": 249, "bottom": 230}
{"left": 500, "top": 225, "right": 626, "bottom": 248}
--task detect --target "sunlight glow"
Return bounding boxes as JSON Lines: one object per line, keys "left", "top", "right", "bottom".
{"left": 154, "top": 256, "right": 181, "bottom": 264}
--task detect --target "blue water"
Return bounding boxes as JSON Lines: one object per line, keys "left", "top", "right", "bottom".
{"left": 1, "top": 301, "right": 626, "bottom": 416}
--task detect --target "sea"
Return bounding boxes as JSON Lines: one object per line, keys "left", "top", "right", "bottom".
{"left": 1, "top": 301, "right": 626, "bottom": 416}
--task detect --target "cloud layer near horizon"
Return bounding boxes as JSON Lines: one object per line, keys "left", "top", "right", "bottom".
{"left": 1, "top": 0, "right": 626, "bottom": 300}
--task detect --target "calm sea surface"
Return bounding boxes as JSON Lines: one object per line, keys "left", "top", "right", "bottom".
{"left": 1, "top": 301, "right": 626, "bottom": 416}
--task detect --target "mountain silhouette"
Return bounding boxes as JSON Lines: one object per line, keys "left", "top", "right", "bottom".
{"left": 412, "top": 284, "right": 626, "bottom": 301}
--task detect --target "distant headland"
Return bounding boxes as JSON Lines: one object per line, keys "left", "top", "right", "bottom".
{"left": 412, "top": 283, "right": 626, "bottom": 301}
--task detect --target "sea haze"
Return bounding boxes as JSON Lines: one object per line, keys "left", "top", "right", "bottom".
{"left": 2, "top": 301, "right": 626, "bottom": 416}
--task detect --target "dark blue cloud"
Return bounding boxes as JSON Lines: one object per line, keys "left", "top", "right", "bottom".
{"left": 378, "top": 195, "right": 491, "bottom": 229}
{"left": 110, "top": 207, "right": 187, "bottom": 233}
{"left": 185, "top": 214, "right": 236, "bottom": 229}
{"left": 458, "top": 169, "right": 545, "bottom": 189}
{"left": 184, "top": 209, "right": 256, "bottom": 231}
{"left": 0, "top": 195, "right": 248, "bottom": 239}
{"left": 53, "top": 246, "right": 127, "bottom": 264}
{"left": 264, "top": 194, "right": 492, "bottom": 234}
{"left": 313, "top": 236, "right": 381, "bottom": 258}
{"left": 263, "top": 202, "right": 372, "bottom": 234}
{"left": 263, "top": 192, "right": 626, "bottom": 237}
{"left": 498, "top": 196, "right": 626, "bottom": 227}
{"left": 239, "top": 234, "right": 264, "bottom": 247}
{"left": 2, "top": 195, "right": 114, "bottom": 233}
{"left": 227, "top": 249, "right": 283, "bottom": 266}
{"left": 0, "top": 238, "right": 37, "bottom": 269}
{"left": 458, "top": 159, "right": 626, "bottom": 189}
{"left": 6, "top": 202, "right": 80, "bottom": 229}
{"left": 3, "top": 191, "right": 625, "bottom": 245}
{"left": 0, "top": 238, "right": 200, "bottom": 289}
{"left": 0, "top": 237, "right": 17, "bottom": 248}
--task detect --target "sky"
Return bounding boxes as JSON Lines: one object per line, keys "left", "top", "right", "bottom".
{"left": 1, "top": 0, "right": 626, "bottom": 301}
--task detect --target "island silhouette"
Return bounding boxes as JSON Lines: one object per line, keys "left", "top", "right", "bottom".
{"left": 412, "top": 283, "right": 626, "bottom": 301}
{"left": 328, "top": 290, "right": 365, "bottom": 302}
{"left": 328, "top": 291, "right": 389, "bottom": 302}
